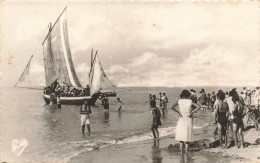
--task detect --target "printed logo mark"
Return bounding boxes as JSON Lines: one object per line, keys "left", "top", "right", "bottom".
{"left": 11, "top": 139, "right": 29, "bottom": 156}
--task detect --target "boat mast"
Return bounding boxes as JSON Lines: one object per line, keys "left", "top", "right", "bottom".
{"left": 42, "top": 6, "right": 67, "bottom": 45}
{"left": 89, "top": 50, "right": 98, "bottom": 88}
{"left": 91, "top": 48, "right": 93, "bottom": 67}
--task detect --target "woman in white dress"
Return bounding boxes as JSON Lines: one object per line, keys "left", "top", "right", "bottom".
{"left": 171, "top": 90, "right": 201, "bottom": 153}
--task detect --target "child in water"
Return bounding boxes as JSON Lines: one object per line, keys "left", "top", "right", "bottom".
{"left": 116, "top": 97, "right": 123, "bottom": 110}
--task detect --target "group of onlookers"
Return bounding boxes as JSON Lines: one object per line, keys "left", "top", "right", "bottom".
{"left": 148, "top": 87, "right": 260, "bottom": 153}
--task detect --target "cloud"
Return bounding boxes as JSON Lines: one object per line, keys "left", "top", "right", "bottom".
{"left": 174, "top": 44, "right": 258, "bottom": 86}
{"left": 1, "top": 2, "right": 259, "bottom": 87}
{"left": 107, "top": 65, "right": 129, "bottom": 74}
{"left": 109, "top": 44, "right": 258, "bottom": 87}
{"left": 75, "top": 62, "right": 89, "bottom": 73}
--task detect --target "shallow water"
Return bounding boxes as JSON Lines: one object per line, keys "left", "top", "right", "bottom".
{"left": 0, "top": 86, "right": 233, "bottom": 162}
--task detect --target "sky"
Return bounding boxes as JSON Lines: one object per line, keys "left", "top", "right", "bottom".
{"left": 0, "top": 1, "right": 259, "bottom": 87}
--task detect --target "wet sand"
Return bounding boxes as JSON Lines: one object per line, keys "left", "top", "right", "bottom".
{"left": 69, "top": 119, "right": 260, "bottom": 163}
{"left": 69, "top": 137, "right": 236, "bottom": 163}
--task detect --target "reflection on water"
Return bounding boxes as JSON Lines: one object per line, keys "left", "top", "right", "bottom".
{"left": 118, "top": 110, "right": 122, "bottom": 121}
{"left": 180, "top": 153, "right": 191, "bottom": 163}
{"left": 151, "top": 140, "right": 162, "bottom": 163}
{"left": 104, "top": 111, "right": 110, "bottom": 120}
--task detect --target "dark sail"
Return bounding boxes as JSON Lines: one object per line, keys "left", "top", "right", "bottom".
{"left": 42, "top": 8, "right": 81, "bottom": 87}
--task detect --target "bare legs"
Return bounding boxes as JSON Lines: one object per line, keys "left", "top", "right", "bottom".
{"left": 185, "top": 142, "right": 189, "bottom": 153}
{"left": 217, "top": 123, "right": 223, "bottom": 147}
{"left": 82, "top": 125, "right": 85, "bottom": 133}
{"left": 151, "top": 125, "right": 159, "bottom": 139}
{"left": 233, "top": 123, "right": 243, "bottom": 148}
{"left": 87, "top": 124, "right": 91, "bottom": 134}
{"left": 82, "top": 124, "right": 91, "bottom": 134}
{"left": 179, "top": 141, "right": 189, "bottom": 154}
{"left": 233, "top": 123, "right": 238, "bottom": 147}
{"left": 180, "top": 141, "right": 183, "bottom": 154}
{"left": 217, "top": 123, "right": 227, "bottom": 148}
{"left": 238, "top": 127, "right": 244, "bottom": 148}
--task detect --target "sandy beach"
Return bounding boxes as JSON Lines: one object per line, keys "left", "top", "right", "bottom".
{"left": 205, "top": 129, "right": 260, "bottom": 163}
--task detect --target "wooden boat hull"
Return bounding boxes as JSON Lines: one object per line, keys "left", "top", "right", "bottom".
{"left": 103, "top": 92, "right": 117, "bottom": 97}
{"left": 43, "top": 93, "right": 99, "bottom": 105}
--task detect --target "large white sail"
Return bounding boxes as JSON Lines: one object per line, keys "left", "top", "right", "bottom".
{"left": 15, "top": 55, "right": 33, "bottom": 87}
{"left": 42, "top": 7, "right": 81, "bottom": 87}
{"left": 89, "top": 54, "right": 114, "bottom": 96}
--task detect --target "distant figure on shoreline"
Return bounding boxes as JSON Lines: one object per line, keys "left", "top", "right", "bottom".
{"left": 190, "top": 89, "right": 198, "bottom": 104}
{"left": 116, "top": 97, "right": 123, "bottom": 111}
{"left": 146, "top": 94, "right": 160, "bottom": 108}
{"left": 244, "top": 87, "right": 252, "bottom": 106}
{"left": 171, "top": 90, "right": 201, "bottom": 154}
{"left": 161, "top": 93, "right": 168, "bottom": 113}
{"left": 147, "top": 94, "right": 152, "bottom": 108}
{"left": 80, "top": 100, "right": 92, "bottom": 134}
{"left": 210, "top": 91, "right": 216, "bottom": 111}
{"left": 150, "top": 95, "right": 162, "bottom": 140}
{"left": 159, "top": 92, "right": 162, "bottom": 107}
{"left": 199, "top": 89, "right": 207, "bottom": 111}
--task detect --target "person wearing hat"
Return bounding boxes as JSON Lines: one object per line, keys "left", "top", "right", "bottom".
{"left": 171, "top": 89, "right": 201, "bottom": 153}
{"left": 80, "top": 99, "right": 92, "bottom": 134}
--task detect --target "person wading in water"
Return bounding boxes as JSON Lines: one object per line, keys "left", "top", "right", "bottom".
{"left": 150, "top": 95, "right": 162, "bottom": 139}
{"left": 80, "top": 100, "right": 92, "bottom": 134}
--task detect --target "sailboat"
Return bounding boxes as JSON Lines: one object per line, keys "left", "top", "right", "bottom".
{"left": 15, "top": 7, "right": 116, "bottom": 105}
{"left": 14, "top": 55, "right": 33, "bottom": 88}
{"left": 89, "top": 49, "right": 117, "bottom": 99}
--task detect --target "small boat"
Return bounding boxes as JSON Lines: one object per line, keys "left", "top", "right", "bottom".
{"left": 103, "top": 92, "right": 117, "bottom": 97}
{"left": 15, "top": 7, "right": 116, "bottom": 105}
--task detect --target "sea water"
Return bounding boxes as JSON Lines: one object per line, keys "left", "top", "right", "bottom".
{"left": 0, "top": 86, "right": 234, "bottom": 162}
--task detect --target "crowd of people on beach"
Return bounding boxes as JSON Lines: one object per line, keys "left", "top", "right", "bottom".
{"left": 146, "top": 87, "right": 260, "bottom": 154}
